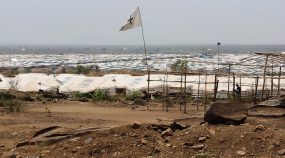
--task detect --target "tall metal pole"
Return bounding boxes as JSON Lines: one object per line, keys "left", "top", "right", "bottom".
{"left": 217, "top": 42, "right": 221, "bottom": 69}
{"left": 138, "top": 7, "right": 150, "bottom": 107}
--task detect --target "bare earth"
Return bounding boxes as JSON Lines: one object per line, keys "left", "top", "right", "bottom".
{"left": 0, "top": 101, "right": 285, "bottom": 157}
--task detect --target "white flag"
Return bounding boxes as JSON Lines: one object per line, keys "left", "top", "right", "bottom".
{"left": 119, "top": 7, "right": 142, "bottom": 31}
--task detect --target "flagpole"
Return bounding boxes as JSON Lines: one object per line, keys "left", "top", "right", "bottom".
{"left": 137, "top": 7, "right": 150, "bottom": 104}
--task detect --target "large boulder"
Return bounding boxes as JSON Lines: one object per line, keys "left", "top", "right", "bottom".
{"left": 204, "top": 102, "right": 248, "bottom": 125}
{"left": 257, "top": 97, "right": 285, "bottom": 107}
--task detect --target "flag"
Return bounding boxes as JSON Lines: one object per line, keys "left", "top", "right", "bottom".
{"left": 119, "top": 7, "right": 142, "bottom": 31}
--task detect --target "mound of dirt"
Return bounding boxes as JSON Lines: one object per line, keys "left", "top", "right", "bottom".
{"left": 204, "top": 102, "right": 248, "bottom": 125}
{"left": 4, "top": 122, "right": 285, "bottom": 158}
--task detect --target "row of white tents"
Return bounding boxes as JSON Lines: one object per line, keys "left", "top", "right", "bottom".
{"left": 0, "top": 73, "right": 284, "bottom": 95}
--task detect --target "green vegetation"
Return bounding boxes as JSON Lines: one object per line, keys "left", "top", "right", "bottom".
{"left": 170, "top": 59, "right": 188, "bottom": 72}
{"left": 126, "top": 91, "right": 141, "bottom": 101}
{"left": 0, "top": 91, "right": 23, "bottom": 112}
{"left": 92, "top": 90, "right": 109, "bottom": 102}
{"left": 72, "top": 90, "right": 110, "bottom": 102}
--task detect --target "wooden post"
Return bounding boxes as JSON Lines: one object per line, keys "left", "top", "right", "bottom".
{"left": 197, "top": 73, "right": 201, "bottom": 110}
{"left": 261, "top": 54, "right": 269, "bottom": 100}
{"left": 232, "top": 73, "right": 236, "bottom": 100}
{"left": 271, "top": 64, "right": 274, "bottom": 97}
{"left": 162, "top": 73, "right": 166, "bottom": 111}
{"left": 184, "top": 72, "right": 187, "bottom": 113}
{"left": 147, "top": 69, "right": 150, "bottom": 110}
{"left": 239, "top": 75, "right": 242, "bottom": 102}
{"left": 278, "top": 67, "right": 282, "bottom": 96}
{"left": 254, "top": 76, "right": 259, "bottom": 104}
{"left": 213, "top": 75, "right": 218, "bottom": 102}
{"left": 180, "top": 69, "right": 183, "bottom": 110}
{"left": 166, "top": 71, "right": 169, "bottom": 112}
{"left": 204, "top": 73, "right": 208, "bottom": 109}
{"left": 228, "top": 64, "right": 231, "bottom": 100}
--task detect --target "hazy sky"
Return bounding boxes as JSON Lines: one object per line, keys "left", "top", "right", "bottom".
{"left": 0, "top": 0, "right": 284, "bottom": 45}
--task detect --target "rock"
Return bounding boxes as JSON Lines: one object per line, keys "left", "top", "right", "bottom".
{"left": 41, "top": 150, "right": 50, "bottom": 154}
{"left": 1, "top": 152, "right": 17, "bottom": 158}
{"left": 183, "top": 142, "right": 194, "bottom": 147}
{"left": 198, "top": 136, "right": 207, "bottom": 142}
{"left": 151, "top": 147, "right": 160, "bottom": 154}
{"left": 131, "top": 122, "right": 141, "bottom": 129}
{"left": 237, "top": 150, "right": 246, "bottom": 156}
{"left": 161, "top": 128, "right": 172, "bottom": 138}
{"left": 165, "top": 143, "right": 172, "bottom": 147}
{"left": 112, "top": 151, "right": 121, "bottom": 157}
{"left": 257, "top": 97, "right": 285, "bottom": 107}
{"left": 192, "top": 144, "right": 204, "bottom": 150}
{"left": 204, "top": 102, "right": 248, "bottom": 125}
{"left": 254, "top": 125, "right": 265, "bottom": 132}
{"left": 141, "top": 138, "right": 147, "bottom": 145}
{"left": 277, "top": 149, "right": 285, "bottom": 155}
{"left": 0, "top": 144, "right": 5, "bottom": 147}
{"left": 71, "top": 148, "right": 78, "bottom": 153}
{"left": 84, "top": 137, "right": 93, "bottom": 144}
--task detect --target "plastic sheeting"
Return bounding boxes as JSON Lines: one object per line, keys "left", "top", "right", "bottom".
{"left": 0, "top": 73, "right": 284, "bottom": 93}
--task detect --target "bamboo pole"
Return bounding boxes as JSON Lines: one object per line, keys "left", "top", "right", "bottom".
{"left": 261, "top": 54, "right": 269, "bottom": 100}
{"left": 213, "top": 74, "right": 217, "bottom": 102}
{"left": 166, "top": 71, "right": 169, "bottom": 112}
{"left": 278, "top": 67, "right": 282, "bottom": 96}
{"left": 197, "top": 73, "right": 201, "bottom": 110}
{"left": 184, "top": 71, "right": 187, "bottom": 113}
{"left": 271, "top": 64, "right": 274, "bottom": 97}
{"left": 180, "top": 69, "right": 183, "bottom": 110}
{"left": 232, "top": 73, "right": 236, "bottom": 101}
{"left": 254, "top": 76, "right": 259, "bottom": 104}
{"left": 204, "top": 73, "right": 208, "bottom": 109}
{"left": 228, "top": 64, "right": 231, "bottom": 100}
{"left": 239, "top": 75, "right": 242, "bottom": 102}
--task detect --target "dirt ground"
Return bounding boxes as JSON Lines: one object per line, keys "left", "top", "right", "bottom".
{"left": 0, "top": 101, "right": 285, "bottom": 158}
{"left": 0, "top": 101, "right": 192, "bottom": 155}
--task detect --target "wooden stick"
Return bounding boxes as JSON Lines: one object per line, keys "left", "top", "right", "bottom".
{"left": 184, "top": 71, "right": 187, "bottom": 113}
{"left": 232, "top": 73, "right": 236, "bottom": 101}
{"left": 261, "top": 54, "right": 269, "bottom": 100}
{"left": 197, "top": 73, "right": 201, "bottom": 110}
{"left": 278, "top": 67, "right": 282, "bottom": 96}
{"left": 213, "top": 74, "right": 217, "bottom": 102}
{"left": 228, "top": 64, "right": 231, "bottom": 100}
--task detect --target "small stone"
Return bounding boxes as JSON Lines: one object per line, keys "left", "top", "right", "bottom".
{"left": 185, "top": 132, "right": 189, "bottom": 135}
{"left": 161, "top": 128, "right": 172, "bottom": 138}
{"left": 154, "top": 147, "right": 160, "bottom": 153}
{"left": 141, "top": 138, "right": 147, "bottom": 145}
{"left": 165, "top": 143, "right": 172, "bottom": 147}
{"left": 41, "top": 150, "right": 50, "bottom": 154}
{"left": 198, "top": 136, "right": 207, "bottom": 142}
{"left": 0, "top": 144, "right": 5, "bottom": 147}
{"left": 69, "top": 137, "right": 80, "bottom": 142}
{"left": 183, "top": 142, "right": 194, "bottom": 147}
{"left": 1, "top": 152, "right": 16, "bottom": 158}
{"left": 277, "top": 149, "right": 285, "bottom": 155}
{"left": 130, "top": 122, "right": 141, "bottom": 129}
{"left": 71, "top": 148, "right": 78, "bottom": 153}
{"left": 192, "top": 144, "right": 204, "bottom": 150}
{"left": 112, "top": 151, "right": 121, "bottom": 157}
{"left": 254, "top": 125, "right": 265, "bottom": 132}
{"left": 208, "top": 129, "right": 215, "bottom": 135}
{"left": 237, "top": 150, "right": 246, "bottom": 156}
{"left": 84, "top": 137, "right": 93, "bottom": 144}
